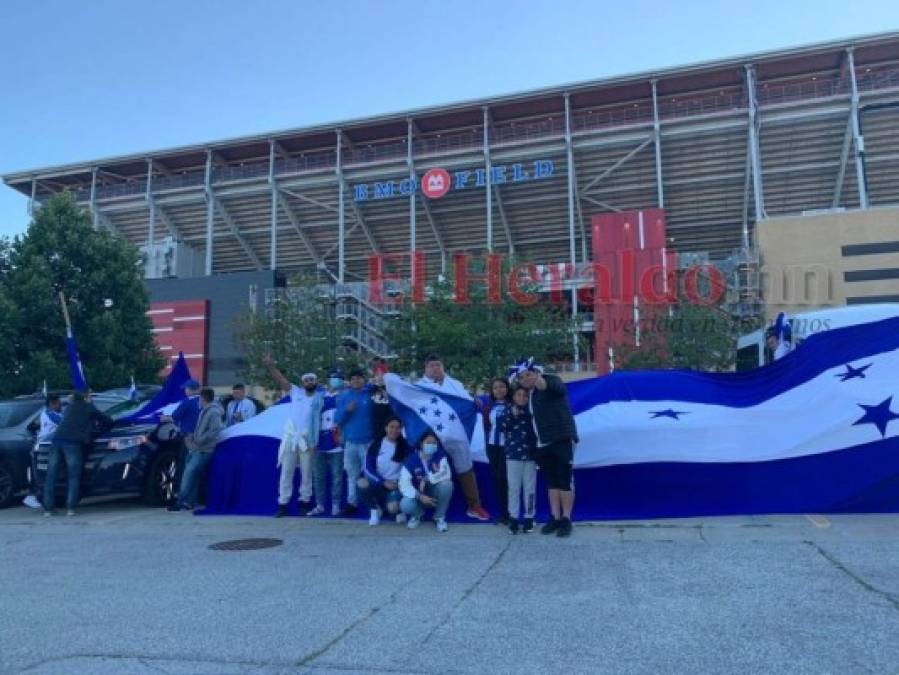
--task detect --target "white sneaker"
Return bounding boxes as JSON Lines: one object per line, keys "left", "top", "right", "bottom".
{"left": 407, "top": 516, "right": 420, "bottom": 529}
{"left": 395, "top": 513, "right": 407, "bottom": 524}
{"left": 368, "top": 508, "right": 381, "bottom": 526}
{"left": 307, "top": 505, "right": 325, "bottom": 517}
{"left": 66, "top": 510, "right": 76, "bottom": 517}
{"left": 331, "top": 505, "right": 342, "bottom": 517}
{"left": 436, "top": 518, "right": 448, "bottom": 533}
{"left": 23, "top": 495, "right": 41, "bottom": 509}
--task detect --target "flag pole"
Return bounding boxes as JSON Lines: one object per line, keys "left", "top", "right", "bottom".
{"left": 58, "top": 291, "right": 73, "bottom": 335}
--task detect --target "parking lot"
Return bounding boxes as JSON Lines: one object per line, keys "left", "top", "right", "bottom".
{"left": 2, "top": 501, "right": 899, "bottom": 674}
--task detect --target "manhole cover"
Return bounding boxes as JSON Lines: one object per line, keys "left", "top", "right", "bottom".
{"left": 209, "top": 538, "right": 283, "bottom": 551}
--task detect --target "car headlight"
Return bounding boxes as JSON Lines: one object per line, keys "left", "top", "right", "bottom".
{"left": 107, "top": 435, "right": 148, "bottom": 451}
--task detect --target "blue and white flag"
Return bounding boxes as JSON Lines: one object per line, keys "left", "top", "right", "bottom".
{"left": 123, "top": 353, "right": 191, "bottom": 422}
{"left": 65, "top": 326, "right": 88, "bottom": 391}
{"left": 129, "top": 376, "right": 138, "bottom": 401}
{"left": 562, "top": 313, "right": 899, "bottom": 517}
{"left": 384, "top": 373, "right": 485, "bottom": 456}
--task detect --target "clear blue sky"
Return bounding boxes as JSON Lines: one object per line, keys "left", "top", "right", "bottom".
{"left": 2, "top": 0, "right": 897, "bottom": 238}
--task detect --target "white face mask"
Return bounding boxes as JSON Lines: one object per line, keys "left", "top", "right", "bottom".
{"left": 422, "top": 442, "right": 438, "bottom": 456}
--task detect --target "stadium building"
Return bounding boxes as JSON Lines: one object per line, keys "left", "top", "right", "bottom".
{"left": 5, "top": 31, "right": 899, "bottom": 383}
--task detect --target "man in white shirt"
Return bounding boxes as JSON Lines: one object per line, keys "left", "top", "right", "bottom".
{"left": 225, "top": 383, "right": 256, "bottom": 426}
{"left": 417, "top": 354, "right": 490, "bottom": 521}
{"left": 24, "top": 395, "right": 63, "bottom": 509}
{"left": 264, "top": 355, "right": 323, "bottom": 517}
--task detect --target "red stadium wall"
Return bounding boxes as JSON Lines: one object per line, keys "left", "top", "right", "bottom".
{"left": 592, "top": 209, "right": 672, "bottom": 375}
{"left": 147, "top": 300, "right": 210, "bottom": 383}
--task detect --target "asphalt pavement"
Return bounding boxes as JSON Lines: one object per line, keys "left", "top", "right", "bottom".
{"left": 2, "top": 499, "right": 899, "bottom": 674}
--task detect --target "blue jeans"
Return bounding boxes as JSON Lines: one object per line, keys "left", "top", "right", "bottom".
{"left": 314, "top": 451, "right": 344, "bottom": 511}
{"left": 400, "top": 480, "right": 454, "bottom": 520}
{"left": 178, "top": 450, "right": 213, "bottom": 508}
{"left": 343, "top": 441, "right": 370, "bottom": 506}
{"left": 45, "top": 441, "right": 83, "bottom": 511}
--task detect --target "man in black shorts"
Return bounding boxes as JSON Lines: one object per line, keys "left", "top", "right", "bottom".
{"left": 512, "top": 357, "right": 578, "bottom": 538}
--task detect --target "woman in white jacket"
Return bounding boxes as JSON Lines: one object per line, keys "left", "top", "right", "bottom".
{"left": 399, "top": 431, "right": 454, "bottom": 533}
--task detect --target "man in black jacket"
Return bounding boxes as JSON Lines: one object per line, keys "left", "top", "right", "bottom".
{"left": 513, "top": 358, "right": 578, "bottom": 538}
{"left": 44, "top": 389, "right": 113, "bottom": 516}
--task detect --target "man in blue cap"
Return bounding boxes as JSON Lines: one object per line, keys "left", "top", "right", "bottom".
{"left": 160, "top": 378, "right": 202, "bottom": 505}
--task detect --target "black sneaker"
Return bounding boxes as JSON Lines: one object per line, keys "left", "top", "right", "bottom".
{"left": 497, "top": 513, "right": 511, "bottom": 526}
{"left": 508, "top": 520, "right": 519, "bottom": 535}
{"left": 541, "top": 518, "right": 560, "bottom": 535}
{"left": 297, "top": 500, "right": 312, "bottom": 516}
{"left": 340, "top": 504, "right": 358, "bottom": 517}
{"left": 556, "top": 517, "right": 573, "bottom": 538}
{"left": 166, "top": 504, "right": 182, "bottom": 513}
{"left": 522, "top": 518, "right": 535, "bottom": 533}
{"left": 274, "top": 504, "right": 287, "bottom": 518}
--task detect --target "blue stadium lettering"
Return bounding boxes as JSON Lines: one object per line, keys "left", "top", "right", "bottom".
{"left": 491, "top": 165, "right": 507, "bottom": 185}
{"left": 534, "top": 159, "right": 554, "bottom": 179}
{"left": 399, "top": 178, "right": 417, "bottom": 195}
{"left": 512, "top": 163, "right": 528, "bottom": 181}
{"left": 474, "top": 168, "right": 486, "bottom": 187}
{"left": 354, "top": 184, "right": 369, "bottom": 201}
{"left": 374, "top": 182, "right": 395, "bottom": 199}
{"left": 454, "top": 171, "right": 471, "bottom": 189}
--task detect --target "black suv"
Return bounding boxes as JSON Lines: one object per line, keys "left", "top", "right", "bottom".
{"left": 33, "top": 392, "right": 184, "bottom": 508}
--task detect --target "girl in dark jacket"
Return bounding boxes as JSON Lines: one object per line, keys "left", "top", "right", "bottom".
{"left": 483, "top": 377, "right": 512, "bottom": 525}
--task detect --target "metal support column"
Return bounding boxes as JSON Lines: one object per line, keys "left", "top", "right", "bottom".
{"left": 204, "top": 150, "right": 214, "bottom": 276}
{"left": 29, "top": 178, "right": 36, "bottom": 217}
{"left": 89, "top": 168, "right": 98, "bottom": 229}
{"left": 564, "top": 93, "right": 580, "bottom": 371}
{"left": 336, "top": 130, "right": 345, "bottom": 284}
{"left": 483, "top": 107, "right": 492, "bottom": 253}
{"left": 847, "top": 48, "right": 869, "bottom": 209}
{"left": 407, "top": 119, "right": 417, "bottom": 289}
{"left": 745, "top": 64, "right": 766, "bottom": 224}
{"left": 146, "top": 159, "right": 155, "bottom": 250}
{"left": 268, "top": 140, "right": 278, "bottom": 270}
{"left": 651, "top": 79, "right": 665, "bottom": 209}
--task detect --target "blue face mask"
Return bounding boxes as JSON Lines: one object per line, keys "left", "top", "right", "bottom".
{"left": 422, "top": 442, "right": 438, "bottom": 456}
{"left": 329, "top": 378, "right": 344, "bottom": 390}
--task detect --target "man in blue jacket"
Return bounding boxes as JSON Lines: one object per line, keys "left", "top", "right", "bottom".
{"left": 160, "top": 378, "right": 201, "bottom": 504}
{"left": 335, "top": 367, "right": 374, "bottom": 516}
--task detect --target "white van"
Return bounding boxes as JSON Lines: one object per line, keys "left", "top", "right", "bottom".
{"left": 735, "top": 303, "right": 899, "bottom": 371}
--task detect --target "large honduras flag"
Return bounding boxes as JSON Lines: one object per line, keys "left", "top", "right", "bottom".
{"left": 384, "top": 373, "right": 486, "bottom": 456}
{"left": 201, "top": 313, "right": 899, "bottom": 520}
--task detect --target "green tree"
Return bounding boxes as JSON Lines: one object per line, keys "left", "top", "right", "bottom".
{"left": 612, "top": 301, "right": 754, "bottom": 372}
{"left": 235, "top": 276, "right": 367, "bottom": 394}
{"left": 385, "top": 267, "right": 583, "bottom": 390}
{"left": 3, "top": 193, "right": 163, "bottom": 394}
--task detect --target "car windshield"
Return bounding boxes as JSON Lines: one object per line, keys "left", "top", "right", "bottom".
{"left": 0, "top": 401, "right": 43, "bottom": 428}
{"left": 103, "top": 398, "right": 146, "bottom": 419}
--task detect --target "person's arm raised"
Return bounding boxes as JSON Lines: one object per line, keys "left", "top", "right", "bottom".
{"left": 262, "top": 354, "right": 290, "bottom": 392}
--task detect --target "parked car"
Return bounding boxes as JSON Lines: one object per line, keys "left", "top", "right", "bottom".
{"left": 0, "top": 386, "right": 169, "bottom": 509}
{"left": 34, "top": 409, "right": 183, "bottom": 508}
{"left": 0, "top": 397, "right": 47, "bottom": 508}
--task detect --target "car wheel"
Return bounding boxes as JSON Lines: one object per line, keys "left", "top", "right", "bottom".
{"left": 143, "top": 449, "right": 178, "bottom": 507}
{"left": 0, "top": 462, "right": 15, "bottom": 509}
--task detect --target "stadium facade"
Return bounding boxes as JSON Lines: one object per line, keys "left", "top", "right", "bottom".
{"left": 5, "top": 31, "right": 899, "bottom": 380}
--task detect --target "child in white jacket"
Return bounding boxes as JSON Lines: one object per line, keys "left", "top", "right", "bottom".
{"left": 399, "top": 431, "right": 454, "bottom": 533}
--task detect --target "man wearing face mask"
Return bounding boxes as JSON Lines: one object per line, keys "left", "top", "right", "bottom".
{"left": 308, "top": 368, "right": 345, "bottom": 517}
{"left": 263, "top": 355, "right": 323, "bottom": 517}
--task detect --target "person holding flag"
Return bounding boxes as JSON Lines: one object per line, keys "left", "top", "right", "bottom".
{"left": 766, "top": 312, "right": 793, "bottom": 362}
{"left": 387, "top": 354, "right": 490, "bottom": 522}
{"left": 23, "top": 394, "right": 63, "bottom": 509}
{"left": 510, "top": 357, "right": 578, "bottom": 538}
{"left": 225, "top": 383, "right": 256, "bottom": 426}
{"left": 160, "top": 379, "right": 202, "bottom": 504}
